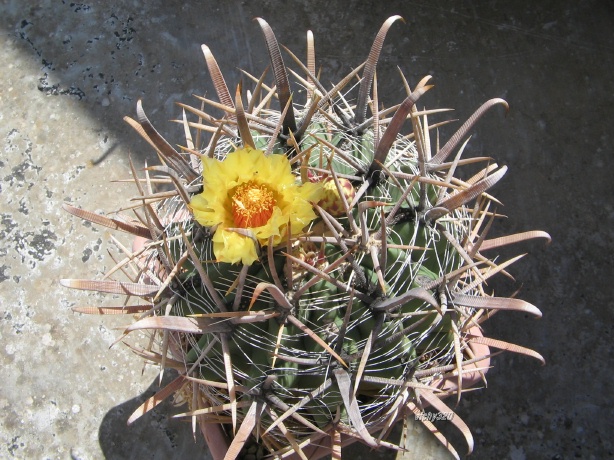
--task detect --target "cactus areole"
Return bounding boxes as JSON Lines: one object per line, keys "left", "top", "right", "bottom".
{"left": 61, "top": 16, "right": 550, "bottom": 460}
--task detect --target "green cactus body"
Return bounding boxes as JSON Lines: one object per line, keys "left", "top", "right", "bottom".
{"left": 62, "top": 16, "right": 550, "bottom": 460}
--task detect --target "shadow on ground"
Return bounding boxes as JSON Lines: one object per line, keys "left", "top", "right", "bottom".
{"left": 99, "top": 371, "right": 209, "bottom": 459}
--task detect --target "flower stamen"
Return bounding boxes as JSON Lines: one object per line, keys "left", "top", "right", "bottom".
{"left": 232, "top": 181, "right": 276, "bottom": 228}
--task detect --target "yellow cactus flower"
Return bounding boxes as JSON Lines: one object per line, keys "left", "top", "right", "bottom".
{"left": 189, "top": 147, "right": 324, "bottom": 265}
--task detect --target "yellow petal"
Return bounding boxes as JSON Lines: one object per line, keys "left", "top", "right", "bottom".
{"left": 212, "top": 229, "right": 259, "bottom": 265}
{"left": 253, "top": 208, "right": 286, "bottom": 245}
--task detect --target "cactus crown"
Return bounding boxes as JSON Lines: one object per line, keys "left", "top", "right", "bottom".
{"left": 62, "top": 16, "right": 549, "bottom": 460}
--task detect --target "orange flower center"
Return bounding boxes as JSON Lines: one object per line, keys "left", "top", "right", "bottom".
{"left": 232, "top": 181, "right": 276, "bottom": 228}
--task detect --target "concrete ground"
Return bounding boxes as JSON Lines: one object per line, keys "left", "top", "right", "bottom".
{"left": 1, "top": 1, "right": 612, "bottom": 459}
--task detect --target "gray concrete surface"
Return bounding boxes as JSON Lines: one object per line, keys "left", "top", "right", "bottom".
{"left": 1, "top": 1, "right": 612, "bottom": 459}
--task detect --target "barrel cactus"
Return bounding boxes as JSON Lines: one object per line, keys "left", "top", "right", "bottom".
{"left": 62, "top": 16, "right": 550, "bottom": 459}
